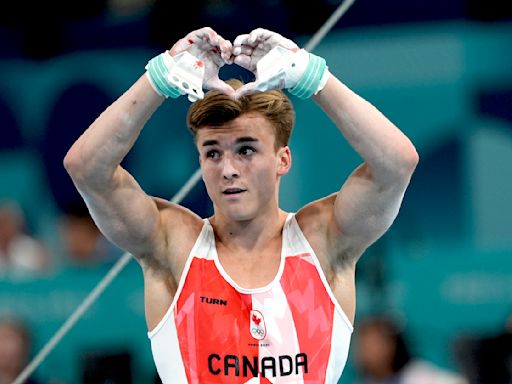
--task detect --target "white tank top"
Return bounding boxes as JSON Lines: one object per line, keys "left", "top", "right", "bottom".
{"left": 148, "top": 213, "right": 353, "bottom": 383}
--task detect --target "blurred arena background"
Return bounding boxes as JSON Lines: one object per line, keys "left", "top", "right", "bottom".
{"left": 1, "top": 0, "right": 511, "bottom": 383}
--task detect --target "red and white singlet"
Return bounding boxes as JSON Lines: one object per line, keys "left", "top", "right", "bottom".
{"left": 148, "top": 213, "right": 353, "bottom": 383}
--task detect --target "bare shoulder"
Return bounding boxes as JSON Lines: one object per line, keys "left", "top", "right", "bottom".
{"left": 141, "top": 196, "right": 204, "bottom": 279}
{"left": 295, "top": 193, "right": 339, "bottom": 262}
{"left": 296, "top": 193, "right": 338, "bottom": 241}
{"left": 155, "top": 196, "right": 204, "bottom": 224}
{"left": 296, "top": 193, "right": 361, "bottom": 268}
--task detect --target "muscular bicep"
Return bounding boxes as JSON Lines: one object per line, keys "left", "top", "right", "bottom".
{"left": 77, "top": 165, "right": 165, "bottom": 258}
{"left": 334, "top": 163, "right": 411, "bottom": 252}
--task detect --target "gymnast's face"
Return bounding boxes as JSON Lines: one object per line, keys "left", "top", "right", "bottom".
{"left": 196, "top": 113, "right": 291, "bottom": 221}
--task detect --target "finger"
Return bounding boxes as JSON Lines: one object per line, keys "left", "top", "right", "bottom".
{"left": 207, "top": 52, "right": 225, "bottom": 68}
{"left": 233, "top": 54, "right": 253, "bottom": 70}
{"left": 169, "top": 37, "right": 192, "bottom": 56}
{"left": 233, "top": 44, "right": 253, "bottom": 56}
{"left": 218, "top": 38, "right": 233, "bottom": 62}
{"left": 233, "top": 33, "right": 251, "bottom": 48}
{"left": 234, "top": 82, "right": 259, "bottom": 98}
{"left": 171, "top": 29, "right": 212, "bottom": 56}
{"left": 194, "top": 29, "right": 232, "bottom": 63}
{"left": 189, "top": 27, "right": 217, "bottom": 43}
{"left": 187, "top": 32, "right": 230, "bottom": 66}
{"left": 224, "top": 53, "right": 235, "bottom": 65}
{"left": 247, "top": 28, "right": 276, "bottom": 45}
{"left": 187, "top": 27, "right": 222, "bottom": 53}
{"left": 246, "top": 28, "right": 298, "bottom": 51}
{"left": 206, "top": 78, "right": 236, "bottom": 97}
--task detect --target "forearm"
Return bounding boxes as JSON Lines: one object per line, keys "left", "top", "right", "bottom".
{"left": 64, "top": 74, "right": 164, "bottom": 187}
{"left": 313, "top": 74, "right": 419, "bottom": 182}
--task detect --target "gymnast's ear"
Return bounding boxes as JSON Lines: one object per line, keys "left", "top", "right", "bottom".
{"left": 276, "top": 146, "right": 292, "bottom": 176}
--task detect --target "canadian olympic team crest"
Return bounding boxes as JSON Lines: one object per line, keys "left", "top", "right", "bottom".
{"left": 249, "top": 310, "right": 266, "bottom": 340}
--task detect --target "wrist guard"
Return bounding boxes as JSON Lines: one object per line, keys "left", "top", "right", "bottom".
{"left": 255, "top": 47, "right": 329, "bottom": 99}
{"left": 145, "top": 51, "right": 205, "bottom": 102}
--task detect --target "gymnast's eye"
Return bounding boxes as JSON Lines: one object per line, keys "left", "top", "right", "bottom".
{"left": 238, "top": 146, "right": 256, "bottom": 157}
{"left": 206, "top": 150, "right": 220, "bottom": 159}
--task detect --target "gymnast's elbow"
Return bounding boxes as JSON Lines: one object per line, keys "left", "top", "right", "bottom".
{"left": 382, "top": 142, "right": 419, "bottom": 185}
{"left": 63, "top": 148, "right": 90, "bottom": 183}
{"left": 63, "top": 148, "right": 113, "bottom": 190}
{"left": 401, "top": 143, "right": 420, "bottom": 175}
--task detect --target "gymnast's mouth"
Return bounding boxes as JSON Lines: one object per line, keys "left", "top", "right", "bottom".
{"left": 222, "top": 188, "right": 247, "bottom": 195}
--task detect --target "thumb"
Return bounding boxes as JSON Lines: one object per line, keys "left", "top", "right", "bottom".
{"left": 206, "top": 78, "right": 236, "bottom": 98}
{"left": 233, "top": 54, "right": 254, "bottom": 71}
{"left": 233, "top": 82, "right": 259, "bottom": 99}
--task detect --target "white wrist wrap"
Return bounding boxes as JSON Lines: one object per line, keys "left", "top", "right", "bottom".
{"left": 255, "top": 47, "right": 328, "bottom": 98}
{"left": 145, "top": 51, "right": 205, "bottom": 102}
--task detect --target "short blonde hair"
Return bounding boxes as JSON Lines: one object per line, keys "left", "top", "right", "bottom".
{"left": 187, "top": 79, "right": 295, "bottom": 150}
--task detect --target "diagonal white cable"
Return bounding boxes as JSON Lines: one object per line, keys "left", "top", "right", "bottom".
{"left": 12, "top": 1, "right": 356, "bottom": 382}
{"left": 11, "top": 170, "right": 204, "bottom": 384}
{"left": 304, "top": 0, "right": 356, "bottom": 52}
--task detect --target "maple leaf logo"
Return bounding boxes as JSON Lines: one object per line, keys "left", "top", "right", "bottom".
{"left": 252, "top": 314, "right": 261, "bottom": 326}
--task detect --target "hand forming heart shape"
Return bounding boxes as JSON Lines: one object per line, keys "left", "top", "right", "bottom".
{"left": 169, "top": 27, "right": 301, "bottom": 99}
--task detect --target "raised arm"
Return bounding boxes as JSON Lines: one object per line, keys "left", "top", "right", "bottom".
{"left": 64, "top": 27, "right": 234, "bottom": 270}
{"left": 64, "top": 75, "right": 167, "bottom": 260}
{"left": 312, "top": 74, "right": 419, "bottom": 262}
{"left": 232, "top": 28, "right": 418, "bottom": 266}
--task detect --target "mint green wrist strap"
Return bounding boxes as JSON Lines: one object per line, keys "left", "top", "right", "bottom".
{"left": 145, "top": 52, "right": 181, "bottom": 99}
{"left": 289, "top": 53, "right": 327, "bottom": 99}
